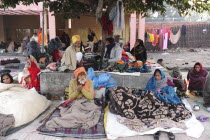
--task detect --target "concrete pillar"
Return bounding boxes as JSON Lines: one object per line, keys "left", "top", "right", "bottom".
{"left": 0, "top": 16, "right": 6, "bottom": 42}
{"left": 130, "top": 13, "right": 136, "bottom": 50}
{"left": 138, "top": 14, "right": 145, "bottom": 41}
{"left": 48, "top": 11, "right": 56, "bottom": 40}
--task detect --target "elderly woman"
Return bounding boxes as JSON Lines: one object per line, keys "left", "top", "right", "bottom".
{"left": 187, "top": 62, "right": 208, "bottom": 96}
{"left": 19, "top": 55, "right": 41, "bottom": 91}
{"left": 145, "top": 69, "right": 182, "bottom": 105}
{"left": 66, "top": 67, "right": 94, "bottom": 100}
{"left": 60, "top": 35, "right": 83, "bottom": 71}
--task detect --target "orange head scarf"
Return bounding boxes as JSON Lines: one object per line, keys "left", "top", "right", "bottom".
{"left": 74, "top": 67, "right": 89, "bottom": 91}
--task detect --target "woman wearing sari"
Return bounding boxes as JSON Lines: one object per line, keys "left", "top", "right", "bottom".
{"left": 20, "top": 55, "right": 41, "bottom": 91}
{"left": 187, "top": 62, "right": 208, "bottom": 96}
{"left": 145, "top": 69, "right": 182, "bottom": 105}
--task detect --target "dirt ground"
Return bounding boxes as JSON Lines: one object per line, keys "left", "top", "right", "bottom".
{"left": 147, "top": 48, "right": 210, "bottom": 70}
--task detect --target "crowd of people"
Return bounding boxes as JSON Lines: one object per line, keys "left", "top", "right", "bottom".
{"left": 0, "top": 31, "right": 209, "bottom": 139}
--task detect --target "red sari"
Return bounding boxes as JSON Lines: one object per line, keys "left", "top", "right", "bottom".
{"left": 27, "top": 61, "right": 40, "bottom": 91}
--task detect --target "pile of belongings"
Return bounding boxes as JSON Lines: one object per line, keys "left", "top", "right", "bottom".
{"left": 87, "top": 67, "right": 117, "bottom": 89}
{"left": 0, "top": 58, "right": 20, "bottom": 65}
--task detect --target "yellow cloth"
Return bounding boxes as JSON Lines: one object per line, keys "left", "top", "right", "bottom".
{"left": 149, "top": 33, "right": 154, "bottom": 42}
{"left": 72, "top": 35, "right": 81, "bottom": 44}
{"left": 104, "top": 106, "right": 109, "bottom": 131}
{"left": 67, "top": 79, "right": 94, "bottom": 100}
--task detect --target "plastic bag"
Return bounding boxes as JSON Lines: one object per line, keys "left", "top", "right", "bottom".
{"left": 106, "top": 77, "right": 117, "bottom": 89}
{"left": 87, "top": 67, "right": 96, "bottom": 80}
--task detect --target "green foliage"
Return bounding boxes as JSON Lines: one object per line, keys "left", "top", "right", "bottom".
{"left": 0, "top": 0, "right": 210, "bottom": 18}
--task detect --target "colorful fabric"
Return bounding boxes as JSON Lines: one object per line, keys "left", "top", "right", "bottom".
{"left": 109, "top": 86, "right": 192, "bottom": 124}
{"left": 145, "top": 69, "right": 183, "bottom": 105}
{"left": 188, "top": 63, "right": 208, "bottom": 91}
{"left": 37, "top": 106, "right": 106, "bottom": 138}
{"left": 20, "top": 56, "right": 41, "bottom": 91}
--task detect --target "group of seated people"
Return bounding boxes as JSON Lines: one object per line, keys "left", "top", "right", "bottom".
{"left": 0, "top": 59, "right": 209, "bottom": 138}
{"left": 0, "top": 33, "right": 209, "bottom": 138}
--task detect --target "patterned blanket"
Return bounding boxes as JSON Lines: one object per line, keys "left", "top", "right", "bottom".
{"left": 37, "top": 108, "right": 106, "bottom": 139}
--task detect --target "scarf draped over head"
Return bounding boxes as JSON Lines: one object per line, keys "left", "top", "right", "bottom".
{"left": 72, "top": 35, "right": 80, "bottom": 44}
{"left": 188, "top": 62, "right": 208, "bottom": 90}
{"left": 145, "top": 69, "right": 167, "bottom": 91}
{"left": 145, "top": 69, "right": 183, "bottom": 105}
{"left": 74, "top": 67, "right": 89, "bottom": 91}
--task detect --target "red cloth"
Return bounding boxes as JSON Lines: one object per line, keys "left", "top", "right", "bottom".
{"left": 101, "top": 15, "right": 113, "bottom": 35}
{"left": 53, "top": 49, "right": 60, "bottom": 62}
{"left": 27, "top": 61, "right": 41, "bottom": 91}
{"left": 121, "top": 50, "right": 129, "bottom": 62}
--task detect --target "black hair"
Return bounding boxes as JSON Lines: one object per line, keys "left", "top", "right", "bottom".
{"left": 1, "top": 73, "right": 14, "bottom": 83}
{"left": 157, "top": 59, "right": 163, "bottom": 62}
{"left": 105, "top": 37, "right": 114, "bottom": 44}
{"left": 154, "top": 69, "right": 161, "bottom": 76}
{"left": 55, "top": 37, "right": 60, "bottom": 42}
{"left": 136, "top": 39, "right": 144, "bottom": 46}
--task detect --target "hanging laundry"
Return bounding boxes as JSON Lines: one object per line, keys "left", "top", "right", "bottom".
{"left": 181, "top": 25, "right": 187, "bottom": 35}
{"left": 149, "top": 33, "right": 154, "bottom": 42}
{"left": 158, "top": 34, "right": 164, "bottom": 50}
{"left": 163, "top": 33, "right": 168, "bottom": 50}
{"left": 152, "top": 35, "right": 160, "bottom": 46}
{"left": 101, "top": 15, "right": 113, "bottom": 35}
{"left": 169, "top": 28, "right": 181, "bottom": 44}
{"left": 109, "top": 0, "right": 125, "bottom": 31}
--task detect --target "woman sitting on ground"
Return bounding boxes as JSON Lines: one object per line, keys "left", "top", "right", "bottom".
{"left": 1, "top": 73, "right": 14, "bottom": 84}
{"left": 19, "top": 55, "right": 41, "bottom": 91}
{"left": 187, "top": 62, "right": 208, "bottom": 96}
{"left": 145, "top": 69, "right": 182, "bottom": 105}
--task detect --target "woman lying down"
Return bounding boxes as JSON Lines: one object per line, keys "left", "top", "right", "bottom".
{"left": 45, "top": 67, "right": 101, "bottom": 131}
{"left": 0, "top": 73, "right": 51, "bottom": 136}
{"left": 109, "top": 69, "right": 192, "bottom": 140}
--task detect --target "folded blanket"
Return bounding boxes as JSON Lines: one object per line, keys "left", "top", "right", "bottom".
{"left": 0, "top": 113, "right": 15, "bottom": 136}
{"left": 46, "top": 98, "right": 101, "bottom": 131}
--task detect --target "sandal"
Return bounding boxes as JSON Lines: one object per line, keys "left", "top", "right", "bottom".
{"left": 196, "top": 115, "right": 210, "bottom": 122}
{"left": 167, "top": 132, "right": 175, "bottom": 140}
{"left": 153, "top": 131, "right": 160, "bottom": 140}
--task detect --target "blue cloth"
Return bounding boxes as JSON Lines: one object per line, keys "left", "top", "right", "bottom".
{"left": 87, "top": 67, "right": 117, "bottom": 89}
{"left": 127, "top": 63, "right": 152, "bottom": 73}
{"left": 144, "top": 69, "right": 183, "bottom": 105}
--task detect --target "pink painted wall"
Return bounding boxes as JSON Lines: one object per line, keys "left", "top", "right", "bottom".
{"left": 130, "top": 13, "right": 136, "bottom": 50}
{"left": 138, "top": 14, "right": 145, "bottom": 41}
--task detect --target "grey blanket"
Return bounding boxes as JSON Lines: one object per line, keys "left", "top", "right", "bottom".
{"left": 46, "top": 98, "right": 101, "bottom": 131}
{"left": 0, "top": 113, "right": 15, "bottom": 136}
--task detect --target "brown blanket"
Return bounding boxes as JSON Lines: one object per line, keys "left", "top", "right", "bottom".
{"left": 0, "top": 113, "right": 15, "bottom": 136}
{"left": 46, "top": 98, "right": 101, "bottom": 131}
